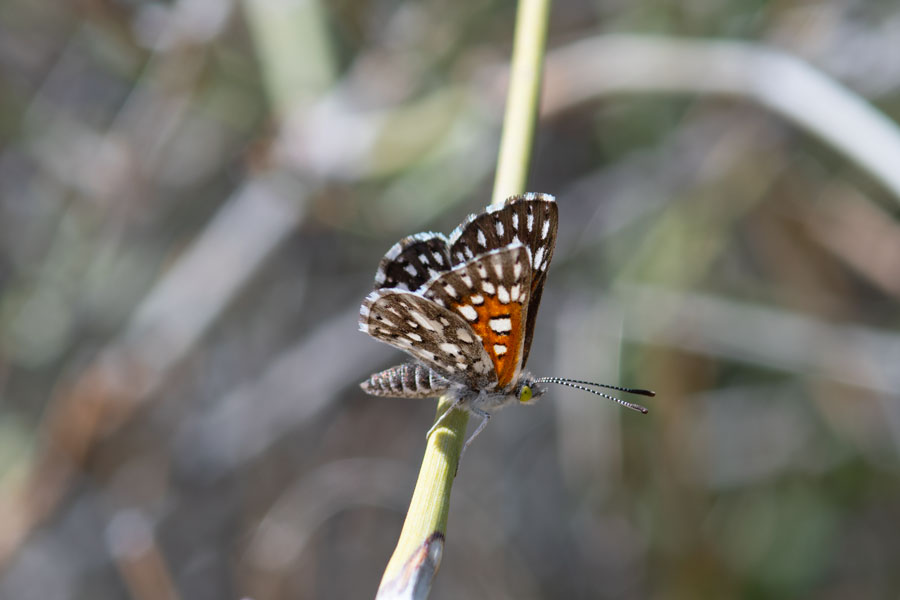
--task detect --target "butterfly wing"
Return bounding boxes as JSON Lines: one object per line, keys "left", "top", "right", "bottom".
{"left": 448, "top": 194, "right": 557, "bottom": 367}
{"left": 359, "top": 289, "right": 497, "bottom": 389}
{"left": 422, "top": 244, "right": 533, "bottom": 391}
{"left": 372, "top": 232, "right": 452, "bottom": 291}
{"left": 361, "top": 193, "right": 556, "bottom": 391}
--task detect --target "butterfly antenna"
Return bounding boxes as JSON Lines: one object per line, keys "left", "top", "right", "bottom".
{"left": 535, "top": 377, "right": 653, "bottom": 414}
{"left": 536, "top": 377, "right": 656, "bottom": 397}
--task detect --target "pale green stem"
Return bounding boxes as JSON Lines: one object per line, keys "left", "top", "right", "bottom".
{"left": 491, "top": 0, "right": 552, "bottom": 205}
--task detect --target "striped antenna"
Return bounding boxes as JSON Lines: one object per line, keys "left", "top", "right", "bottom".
{"left": 534, "top": 377, "right": 655, "bottom": 414}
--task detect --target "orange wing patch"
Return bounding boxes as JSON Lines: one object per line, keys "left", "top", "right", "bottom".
{"left": 471, "top": 296, "right": 524, "bottom": 388}
{"left": 449, "top": 292, "right": 526, "bottom": 389}
{"left": 420, "top": 244, "right": 534, "bottom": 390}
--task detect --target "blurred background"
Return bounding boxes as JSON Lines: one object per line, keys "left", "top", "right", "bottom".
{"left": 2, "top": 0, "right": 900, "bottom": 598}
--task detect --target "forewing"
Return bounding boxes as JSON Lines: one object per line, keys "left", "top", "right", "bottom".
{"left": 359, "top": 290, "right": 496, "bottom": 388}
{"left": 423, "top": 244, "right": 532, "bottom": 390}
{"left": 373, "top": 232, "right": 452, "bottom": 291}
{"left": 448, "top": 193, "right": 557, "bottom": 367}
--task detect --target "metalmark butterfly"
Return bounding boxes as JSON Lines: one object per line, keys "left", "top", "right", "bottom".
{"left": 359, "top": 193, "right": 654, "bottom": 450}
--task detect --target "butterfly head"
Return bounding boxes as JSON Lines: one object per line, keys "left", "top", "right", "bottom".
{"left": 514, "top": 375, "right": 547, "bottom": 405}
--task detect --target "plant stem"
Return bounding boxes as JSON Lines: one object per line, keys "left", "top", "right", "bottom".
{"left": 491, "top": 0, "right": 552, "bottom": 205}
{"left": 376, "top": 0, "right": 551, "bottom": 598}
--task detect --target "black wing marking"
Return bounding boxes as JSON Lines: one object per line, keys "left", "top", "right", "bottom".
{"left": 514, "top": 194, "right": 557, "bottom": 366}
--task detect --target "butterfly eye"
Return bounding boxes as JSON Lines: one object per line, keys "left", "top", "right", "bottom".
{"left": 519, "top": 385, "right": 532, "bottom": 403}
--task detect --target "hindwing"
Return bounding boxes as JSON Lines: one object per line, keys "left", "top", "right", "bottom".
{"left": 359, "top": 290, "right": 496, "bottom": 389}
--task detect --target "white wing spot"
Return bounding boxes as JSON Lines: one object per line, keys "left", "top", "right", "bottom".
{"left": 541, "top": 219, "right": 550, "bottom": 239}
{"left": 465, "top": 246, "right": 475, "bottom": 259}
{"left": 533, "top": 246, "right": 545, "bottom": 270}
{"left": 439, "top": 317, "right": 450, "bottom": 326}
{"left": 470, "top": 294, "right": 484, "bottom": 305}
{"left": 495, "top": 220, "right": 505, "bottom": 236}
{"left": 385, "top": 242, "right": 403, "bottom": 261}
{"left": 477, "top": 229, "right": 487, "bottom": 247}
{"left": 510, "top": 284, "right": 521, "bottom": 301}
{"left": 420, "top": 254, "right": 430, "bottom": 264}
{"left": 489, "top": 317, "right": 512, "bottom": 333}
{"left": 410, "top": 311, "right": 437, "bottom": 331}
{"left": 455, "top": 328, "right": 474, "bottom": 343}
{"left": 512, "top": 212, "right": 519, "bottom": 230}
{"left": 456, "top": 251, "right": 466, "bottom": 262}
{"left": 457, "top": 305, "right": 478, "bottom": 321}
{"left": 460, "top": 273, "right": 474, "bottom": 288}
{"left": 527, "top": 211, "right": 534, "bottom": 231}
{"left": 513, "top": 262, "right": 522, "bottom": 279}
{"left": 407, "top": 332, "right": 423, "bottom": 342}
{"left": 476, "top": 263, "right": 488, "bottom": 278}
{"left": 404, "top": 264, "right": 417, "bottom": 276}
{"left": 482, "top": 281, "right": 495, "bottom": 294}
{"left": 374, "top": 270, "right": 386, "bottom": 284}
{"left": 444, "top": 283, "right": 458, "bottom": 298}
{"left": 433, "top": 252, "right": 444, "bottom": 265}
{"left": 406, "top": 319, "right": 419, "bottom": 328}
{"left": 493, "top": 344, "right": 508, "bottom": 356}
{"left": 376, "top": 315, "right": 396, "bottom": 327}
{"left": 497, "top": 285, "right": 510, "bottom": 304}
{"left": 439, "top": 342, "right": 461, "bottom": 356}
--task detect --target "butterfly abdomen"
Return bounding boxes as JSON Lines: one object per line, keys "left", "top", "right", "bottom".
{"left": 361, "top": 363, "right": 451, "bottom": 399}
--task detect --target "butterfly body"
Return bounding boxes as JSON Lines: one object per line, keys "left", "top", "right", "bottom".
{"left": 361, "top": 363, "right": 544, "bottom": 413}
{"left": 359, "top": 194, "right": 558, "bottom": 443}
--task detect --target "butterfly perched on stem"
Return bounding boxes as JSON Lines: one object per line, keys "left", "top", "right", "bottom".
{"left": 359, "top": 193, "right": 654, "bottom": 450}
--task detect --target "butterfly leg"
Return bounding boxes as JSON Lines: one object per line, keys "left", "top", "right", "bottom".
{"left": 461, "top": 407, "right": 491, "bottom": 459}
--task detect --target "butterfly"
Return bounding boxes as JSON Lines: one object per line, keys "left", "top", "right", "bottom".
{"left": 359, "top": 193, "right": 654, "bottom": 450}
